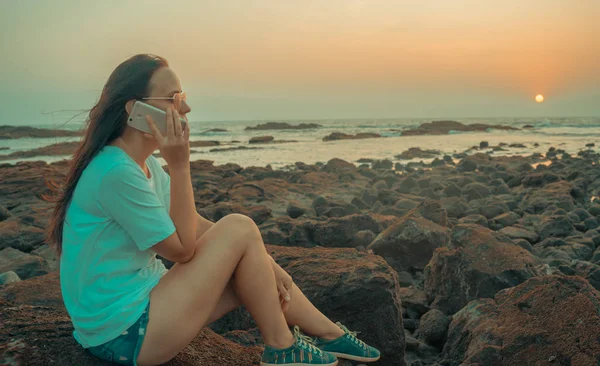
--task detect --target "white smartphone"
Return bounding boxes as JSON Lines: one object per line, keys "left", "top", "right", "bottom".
{"left": 127, "top": 100, "right": 188, "bottom": 135}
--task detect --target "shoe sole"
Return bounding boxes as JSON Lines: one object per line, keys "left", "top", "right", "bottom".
{"left": 326, "top": 352, "right": 381, "bottom": 362}
{"left": 260, "top": 361, "right": 338, "bottom": 366}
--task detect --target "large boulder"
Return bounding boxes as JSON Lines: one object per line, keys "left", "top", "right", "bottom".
{"left": 442, "top": 275, "right": 600, "bottom": 365}
{"left": 424, "top": 224, "right": 545, "bottom": 314}
{"left": 0, "top": 273, "right": 262, "bottom": 365}
{"left": 212, "top": 245, "right": 406, "bottom": 365}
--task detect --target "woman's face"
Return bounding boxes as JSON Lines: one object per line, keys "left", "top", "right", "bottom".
{"left": 144, "top": 67, "right": 192, "bottom": 119}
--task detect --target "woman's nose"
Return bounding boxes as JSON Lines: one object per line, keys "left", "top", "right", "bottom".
{"left": 180, "top": 100, "right": 191, "bottom": 114}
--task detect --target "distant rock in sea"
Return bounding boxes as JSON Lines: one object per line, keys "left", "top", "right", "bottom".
{"left": 0, "top": 141, "right": 79, "bottom": 160}
{"left": 189, "top": 140, "right": 220, "bottom": 147}
{"left": 322, "top": 132, "right": 382, "bottom": 142}
{"left": 0, "top": 125, "right": 83, "bottom": 139}
{"left": 400, "top": 120, "right": 519, "bottom": 136}
{"left": 395, "top": 147, "right": 441, "bottom": 160}
{"left": 245, "top": 122, "right": 322, "bottom": 131}
{"left": 249, "top": 135, "right": 298, "bottom": 144}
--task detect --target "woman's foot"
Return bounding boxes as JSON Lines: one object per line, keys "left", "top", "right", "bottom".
{"left": 261, "top": 326, "right": 338, "bottom": 366}
{"left": 312, "top": 322, "right": 381, "bottom": 363}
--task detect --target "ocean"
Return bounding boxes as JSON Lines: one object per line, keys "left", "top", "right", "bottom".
{"left": 1, "top": 117, "right": 599, "bottom": 169}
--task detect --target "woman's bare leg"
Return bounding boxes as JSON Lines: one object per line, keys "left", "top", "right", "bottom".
{"left": 136, "top": 214, "right": 294, "bottom": 365}
{"left": 207, "top": 275, "right": 345, "bottom": 340}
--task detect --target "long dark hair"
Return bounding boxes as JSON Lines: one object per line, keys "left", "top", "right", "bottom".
{"left": 43, "top": 53, "right": 169, "bottom": 256}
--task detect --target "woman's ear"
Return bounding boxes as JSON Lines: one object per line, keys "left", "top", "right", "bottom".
{"left": 125, "top": 100, "right": 135, "bottom": 114}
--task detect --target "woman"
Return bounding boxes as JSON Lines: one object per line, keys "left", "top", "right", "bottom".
{"left": 45, "top": 54, "right": 381, "bottom": 366}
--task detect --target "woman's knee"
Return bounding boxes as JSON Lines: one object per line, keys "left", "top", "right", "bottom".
{"left": 217, "top": 214, "right": 263, "bottom": 248}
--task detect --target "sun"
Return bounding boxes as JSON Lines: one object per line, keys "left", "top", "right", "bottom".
{"left": 535, "top": 94, "right": 544, "bottom": 103}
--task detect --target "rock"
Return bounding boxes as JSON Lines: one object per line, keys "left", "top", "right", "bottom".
{"left": 0, "top": 142, "right": 81, "bottom": 160}
{"left": 354, "top": 230, "right": 376, "bottom": 247}
{"left": 0, "top": 247, "right": 49, "bottom": 280}
{"left": 396, "top": 271, "right": 414, "bottom": 287}
{"left": 249, "top": 135, "right": 275, "bottom": 144}
{"left": 589, "top": 204, "right": 600, "bottom": 217}
{"left": 440, "top": 197, "right": 470, "bottom": 218}
{"left": 321, "top": 158, "right": 356, "bottom": 173}
{"left": 584, "top": 217, "right": 599, "bottom": 230}
{"left": 520, "top": 181, "right": 576, "bottom": 214}
{"left": 442, "top": 276, "right": 600, "bottom": 365}
{"left": 479, "top": 141, "right": 489, "bottom": 149}
{"left": 265, "top": 214, "right": 384, "bottom": 248}
{"left": 498, "top": 226, "right": 539, "bottom": 243}
{"left": 269, "top": 246, "right": 406, "bottom": 364}
{"left": 0, "top": 125, "right": 83, "bottom": 139}
{"left": 512, "top": 238, "right": 533, "bottom": 252}
{"left": 415, "top": 309, "right": 451, "bottom": 347}
{"left": 395, "top": 148, "right": 441, "bottom": 160}
{"left": 189, "top": 140, "right": 220, "bottom": 147}
{"left": 398, "top": 287, "right": 430, "bottom": 319}
{"left": 372, "top": 159, "right": 393, "bottom": 170}
{"left": 0, "top": 273, "right": 263, "bottom": 365}
{"left": 0, "top": 270, "right": 21, "bottom": 285}
{"left": 0, "top": 205, "right": 10, "bottom": 221}
{"left": 424, "top": 224, "right": 544, "bottom": 314}
{"left": 400, "top": 121, "right": 518, "bottom": 136}
{"left": 461, "top": 182, "right": 492, "bottom": 201}
{"left": 245, "top": 122, "right": 322, "bottom": 130}
{"left": 368, "top": 208, "right": 449, "bottom": 273}
{"left": 538, "top": 215, "right": 576, "bottom": 241}
{"left": 456, "top": 159, "right": 477, "bottom": 172}
{"left": 286, "top": 201, "right": 308, "bottom": 219}
{"left": 31, "top": 244, "right": 59, "bottom": 272}
{"left": 458, "top": 214, "right": 488, "bottom": 228}
{"left": 209, "top": 146, "right": 262, "bottom": 153}
{"left": 322, "top": 132, "right": 382, "bottom": 142}
{"left": 490, "top": 212, "right": 520, "bottom": 228}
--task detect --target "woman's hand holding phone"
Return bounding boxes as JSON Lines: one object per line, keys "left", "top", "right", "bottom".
{"left": 145, "top": 107, "right": 190, "bottom": 170}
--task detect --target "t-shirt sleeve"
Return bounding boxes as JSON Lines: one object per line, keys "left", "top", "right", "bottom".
{"left": 99, "top": 162, "right": 176, "bottom": 251}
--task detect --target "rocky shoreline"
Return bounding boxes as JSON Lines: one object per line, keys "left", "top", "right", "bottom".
{"left": 1, "top": 142, "right": 600, "bottom": 365}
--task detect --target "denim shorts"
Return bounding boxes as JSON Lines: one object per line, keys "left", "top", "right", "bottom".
{"left": 86, "top": 302, "right": 150, "bottom": 365}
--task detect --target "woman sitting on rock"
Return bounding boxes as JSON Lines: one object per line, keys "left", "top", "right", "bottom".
{"left": 45, "top": 53, "right": 380, "bottom": 366}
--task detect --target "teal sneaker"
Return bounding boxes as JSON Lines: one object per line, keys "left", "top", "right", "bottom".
{"left": 260, "top": 325, "right": 338, "bottom": 366}
{"left": 312, "top": 322, "right": 381, "bottom": 363}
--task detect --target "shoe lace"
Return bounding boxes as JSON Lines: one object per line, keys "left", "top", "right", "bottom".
{"left": 336, "top": 322, "right": 367, "bottom": 350}
{"left": 293, "top": 326, "right": 323, "bottom": 356}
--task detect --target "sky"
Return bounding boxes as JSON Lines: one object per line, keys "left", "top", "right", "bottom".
{"left": 0, "top": 0, "right": 598, "bottom": 125}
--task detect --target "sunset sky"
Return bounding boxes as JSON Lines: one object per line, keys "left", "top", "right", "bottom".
{"left": 1, "top": 0, "right": 598, "bottom": 125}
